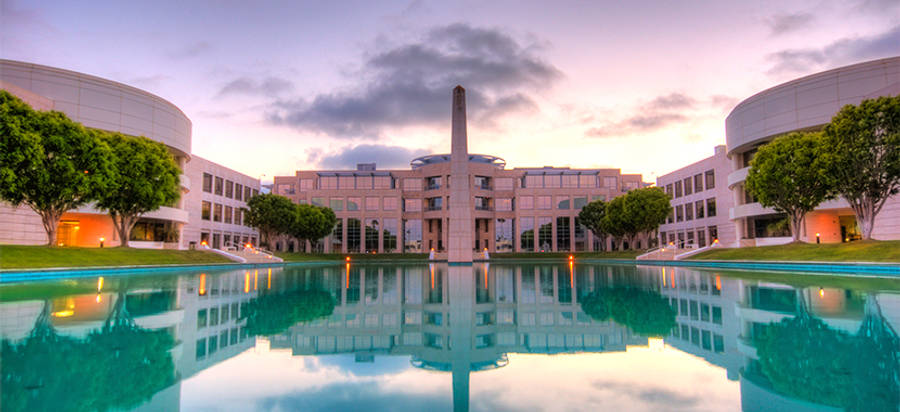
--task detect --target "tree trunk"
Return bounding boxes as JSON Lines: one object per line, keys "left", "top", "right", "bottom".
{"left": 850, "top": 198, "right": 877, "bottom": 240}
{"left": 110, "top": 213, "right": 138, "bottom": 248}
{"left": 37, "top": 209, "right": 62, "bottom": 247}
{"left": 790, "top": 211, "right": 804, "bottom": 243}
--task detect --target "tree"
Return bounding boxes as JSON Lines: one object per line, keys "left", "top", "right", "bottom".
{"left": 601, "top": 196, "right": 633, "bottom": 250}
{"left": 623, "top": 187, "right": 671, "bottom": 247}
{"left": 0, "top": 91, "right": 111, "bottom": 246}
{"left": 580, "top": 287, "right": 676, "bottom": 337}
{"left": 290, "top": 204, "right": 337, "bottom": 252}
{"left": 94, "top": 131, "right": 181, "bottom": 247}
{"left": 746, "top": 132, "right": 833, "bottom": 242}
{"left": 241, "top": 288, "right": 335, "bottom": 336}
{"left": 578, "top": 199, "right": 608, "bottom": 249}
{"left": 244, "top": 193, "right": 296, "bottom": 248}
{"left": 822, "top": 96, "right": 900, "bottom": 240}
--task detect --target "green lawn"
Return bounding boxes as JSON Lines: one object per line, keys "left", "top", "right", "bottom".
{"left": 0, "top": 245, "right": 232, "bottom": 269}
{"left": 689, "top": 240, "right": 900, "bottom": 263}
{"left": 275, "top": 250, "right": 641, "bottom": 262}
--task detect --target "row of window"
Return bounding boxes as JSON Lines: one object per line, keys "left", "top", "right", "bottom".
{"left": 668, "top": 198, "right": 717, "bottom": 223}
{"left": 197, "top": 302, "right": 244, "bottom": 329}
{"left": 202, "top": 173, "right": 259, "bottom": 200}
{"left": 661, "top": 226, "right": 719, "bottom": 248}
{"left": 201, "top": 201, "right": 247, "bottom": 225}
{"left": 196, "top": 327, "right": 250, "bottom": 360}
{"left": 664, "top": 170, "right": 715, "bottom": 199}
{"left": 199, "top": 232, "right": 257, "bottom": 249}
{"left": 671, "top": 298, "right": 723, "bottom": 325}
{"left": 300, "top": 195, "right": 601, "bottom": 213}
{"left": 671, "top": 323, "right": 725, "bottom": 353}
{"left": 280, "top": 174, "right": 637, "bottom": 193}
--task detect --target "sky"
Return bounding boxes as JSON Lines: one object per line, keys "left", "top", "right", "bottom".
{"left": 2, "top": 0, "right": 899, "bottom": 183}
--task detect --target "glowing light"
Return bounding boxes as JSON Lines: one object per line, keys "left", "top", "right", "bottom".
{"left": 345, "top": 263, "right": 350, "bottom": 289}
{"left": 199, "top": 273, "right": 207, "bottom": 295}
{"left": 715, "top": 275, "right": 721, "bottom": 291}
{"left": 99, "top": 237, "right": 105, "bottom": 242}
{"left": 244, "top": 271, "right": 250, "bottom": 293}
{"left": 345, "top": 256, "right": 351, "bottom": 262}
{"left": 83, "top": 170, "right": 89, "bottom": 174}
{"left": 201, "top": 240, "right": 208, "bottom": 246}
{"left": 74, "top": 226, "right": 80, "bottom": 230}
{"left": 662, "top": 268, "right": 667, "bottom": 287}
{"left": 267, "top": 268, "right": 272, "bottom": 290}
{"left": 51, "top": 310, "right": 74, "bottom": 317}
{"left": 819, "top": 288, "right": 825, "bottom": 298}
{"left": 430, "top": 264, "right": 435, "bottom": 289}
{"left": 96, "top": 294, "right": 102, "bottom": 303}
{"left": 816, "top": 233, "right": 820, "bottom": 237}
{"left": 568, "top": 255, "right": 574, "bottom": 261}
{"left": 254, "top": 270, "right": 259, "bottom": 291}
{"left": 97, "top": 277, "right": 104, "bottom": 292}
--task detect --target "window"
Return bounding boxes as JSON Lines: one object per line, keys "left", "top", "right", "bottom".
{"left": 214, "top": 177, "right": 223, "bottom": 195}
{"left": 573, "top": 197, "right": 587, "bottom": 209}
{"left": 685, "top": 204, "right": 693, "bottom": 220}
{"left": 196, "top": 338, "right": 207, "bottom": 359}
{"left": 330, "top": 198, "right": 344, "bottom": 211}
{"left": 347, "top": 218, "right": 361, "bottom": 252}
{"left": 706, "top": 198, "right": 716, "bottom": 217}
{"left": 708, "top": 225, "right": 718, "bottom": 242}
{"left": 201, "top": 201, "right": 211, "bottom": 220}
{"left": 674, "top": 181, "right": 683, "bottom": 197}
{"left": 496, "top": 218, "right": 514, "bottom": 252}
{"left": 347, "top": 197, "right": 361, "bottom": 211}
{"left": 299, "top": 179, "right": 314, "bottom": 190}
{"left": 356, "top": 175, "right": 373, "bottom": 189}
{"left": 536, "top": 196, "right": 551, "bottom": 210}
{"left": 224, "top": 206, "right": 233, "bottom": 224}
{"left": 365, "top": 219, "right": 379, "bottom": 252}
{"left": 603, "top": 176, "right": 617, "bottom": 189}
{"left": 562, "top": 175, "right": 578, "bottom": 188}
{"left": 338, "top": 175, "right": 355, "bottom": 189}
{"left": 213, "top": 204, "right": 222, "bottom": 222}
{"left": 404, "top": 199, "right": 421, "bottom": 212}
{"left": 319, "top": 176, "right": 338, "bottom": 189}
{"left": 366, "top": 197, "right": 379, "bottom": 211}
{"left": 556, "top": 216, "right": 570, "bottom": 251}
{"left": 244, "top": 186, "right": 252, "bottom": 200}
{"left": 496, "top": 198, "right": 513, "bottom": 211}
{"left": 544, "top": 175, "right": 560, "bottom": 188}
{"left": 202, "top": 173, "right": 213, "bottom": 193}
{"left": 519, "top": 196, "right": 533, "bottom": 210}
{"left": 695, "top": 200, "right": 705, "bottom": 218}
{"left": 403, "top": 178, "right": 422, "bottom": 191}
{"left": 403, "top": 219, "right": 422, "bottom": 252}
{"left": 235, "top": 183, "right": 243, "bottom": 200}
{"left": 705, "top": 170, "right": 715, "bottom": 190}
{"left": 475, "top": 197, "right": 490, "bottom": 211}
{"left": 676, "top": 205, "right": 683, "bottom": 222}
{"left": 520, "top": 217, "right": 534, "bottom": 251}
{"left": 197, "top": 309, "right": 208, "bottom": 328}
{"left": 234, "top": 209, "right": 242, "bottom": 225}
{"left": 694, "top": 174, "right": 703, "bottom": 193}
{"left": 426, "top": 176, "right": 441, "bottom": 190}
{"left": 495, "top": 178, "right": 514, "bottom": 190}
{"left": 556, "top": 196, "right": 569, "bottom": 209}
{"left": 579, "top": 175, "right": 595, "bottom": 188}
{"left": 525, "top": 175, "right": 543, "bottom": 188}
{"left": 537, "top": 217, "right": 552, "bottom": 250}
{"left": 383, "top": 219, "right": 398, "bottom": 252}
{"left": 225, "top": 180, "right": 234, "bottom": 198}
{"left": 667, "top": 209, "right": 674, "bottom": 224}
{"left": 474, "top": 176, "right": 491, "bottom": 190}
{"left": 665, "top": 183, "right": 673, "bottom": 197}
{"left": 592, "top": 195, "right": 605, "bottom": 202}
{"left": 712, "top": 306, "right": 722, "bottom": 325}
{"left": 373, "top": 176, "right": 392, "bottom": 189}
{"left": 683, "top": 177, "right": 693, "bottom": 196}
{"left": 426, "top": 197, "right": 442, "bottom": 211}
{"left": 383, "top": 197, "right": 398, "bottom": 211}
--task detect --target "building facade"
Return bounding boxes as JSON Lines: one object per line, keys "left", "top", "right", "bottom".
{"left": 0, "top": 59, "right": 259, "bottom": 249}
{"left": 182, "top": 155, "right": 260, "bottom": 250}
{"left": 725, "top": 56, "right": 900, "bottom": 245}
{"left": 656, "top": 145, "right": 737, "bottom": 248}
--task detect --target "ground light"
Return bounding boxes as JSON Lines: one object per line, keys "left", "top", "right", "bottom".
{"left": 816, "top": 233, "right": 821, "bottom": 244}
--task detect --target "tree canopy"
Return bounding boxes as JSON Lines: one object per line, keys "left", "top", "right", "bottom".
{"left": 94, "top": 131, "right": 181, "bottom": 247}
{"left": 577, "top": 199, "right": 607, "bottom": 240}
{"left": 290, "top": 204, "right": 337, "bottom": 250}
{"left": 580, "top": 286, "right": 676, "bottom": 337}
{"left": 0, "top": 90, "right": 112, "bottom": 246}
{"left": 597, "top": 187, "right": 671, "bottom": 250}
{"left": 244, "top": 193, "right": 296, "bottom": 247}
{"left": 822, "top": 95, "right": 900, "bottom": 240}
{"left": 241, "top": 288, "right": 335, "bottom": 336}
{"left": 746, "top": 132, "right": 833, "bottom": 242}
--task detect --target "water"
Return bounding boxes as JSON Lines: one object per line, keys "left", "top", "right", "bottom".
{"left": 1, "top": 262, "right": 898, "bottom": 412}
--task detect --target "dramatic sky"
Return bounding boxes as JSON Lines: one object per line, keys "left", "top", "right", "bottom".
{"left": 3, "top": 0, "right": 898, "bottom": 183}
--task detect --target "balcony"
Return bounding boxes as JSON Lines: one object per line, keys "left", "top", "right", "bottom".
{"left": 180, "top": 173, "right": 190, "bottom": 192}
{"left": 425, "top": 184, "right": 441, "bottom": 191}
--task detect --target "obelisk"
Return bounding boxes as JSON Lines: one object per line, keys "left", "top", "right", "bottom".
{"left": 448, "top": 85, "right": 473, "bottom": 263}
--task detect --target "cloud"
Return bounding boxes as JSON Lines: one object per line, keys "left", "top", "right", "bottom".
{"left": 309, "top": 144, "right": 431, "bottom": 170}
{"left": 167, "top": 41, "right": 213, "bottom": 59}
{"left": 267, "top": 23, "right": 561, "bottom": 138}
{"left": 766, "top": 24, "right": 900, "bottom": 75}
{"left": 766, "top": 12, "right": 814, "bottom": 36}
{"left": 256, "top": 381, "right": 453, "bottom": 412}
{"left": 218, "top": 76, "right": 295, "bottom": 97}
{"left": 585, "top": 93, "right": 693, "bottom": 138}
{"left": 590, "top": 379, "right": 702, "bottom": 408}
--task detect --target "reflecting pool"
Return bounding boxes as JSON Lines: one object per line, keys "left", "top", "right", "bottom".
{"left": 1, "top": 262, "right": 898, "bottom": 411}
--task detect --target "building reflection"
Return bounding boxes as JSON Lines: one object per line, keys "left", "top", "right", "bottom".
{"left": 0, "top": 264, "right": 897, "bottom": 411}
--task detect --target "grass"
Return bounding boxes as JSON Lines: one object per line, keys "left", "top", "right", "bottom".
{"left": 689, "top": 240, "right": 900, "bottom": 263}
{"left": 275, "top": 250, "right": 642, "bottom": 262}
{"left": 0, "top": 245, "right": 232, "bottom": 269}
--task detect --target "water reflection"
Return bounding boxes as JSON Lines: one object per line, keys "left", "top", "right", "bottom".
{"left": 0, "top": 263, "right": 898, "bottom": 411}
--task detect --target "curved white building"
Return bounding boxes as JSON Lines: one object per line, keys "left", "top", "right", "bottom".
{"left": 725, "top": 57, "right": 900, "bottom": 245}
{"left": 0, "top": 60, "right": 259, "bottom": 248}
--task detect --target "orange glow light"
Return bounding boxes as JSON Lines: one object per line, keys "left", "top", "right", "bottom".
{"left": 267, "top": 268, "right": 272, "bottom": 290}
{"left": 199, "top": 273, "right": 207, "bottom": 296}
{"left": 97, "top": 276, "right": 104, "bottom": 292}
{"left": 96, "top": 294, "right": 102, "bottom": 303}
{"left": 254, "top": 270, "right": 259, "bottom": 291}
{"left": 715, "top": 275, "right": 722, "bottom": 291}
{"left": 819, "top": 288, "right": 825, "bottom": 298}
{"left": 345, "top": 256, "right": 351, "bottom": 262}
{"left": 244, "top": 271, "right": 250, "bottom": 293}
{"left": 345, "top": 263, "right": 350, "bottom": 289}
{"left": 430, "top": 264, "right": 435, "bottom": 289}
{"left": 99, "top": 237, "right": 105, "bottom": 242}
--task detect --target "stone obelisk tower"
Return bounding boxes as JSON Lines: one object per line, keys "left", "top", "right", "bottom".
{"left": 448, "top": 85, "right": 473, "bottom": 264}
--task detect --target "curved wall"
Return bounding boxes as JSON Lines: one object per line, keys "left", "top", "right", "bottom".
{"left": 0, "top": 59, "right": 192, "bottom": 157}
{"left": 725, "top": 57, "right": 900, "bottom": 155}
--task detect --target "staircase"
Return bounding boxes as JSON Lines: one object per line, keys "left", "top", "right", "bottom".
{"left": 203, "top": 244, "right": 283, "bottom": 263}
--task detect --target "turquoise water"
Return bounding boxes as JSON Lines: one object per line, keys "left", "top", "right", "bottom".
{"left": 1, "top": 262, "right": 898, "bottom": 411}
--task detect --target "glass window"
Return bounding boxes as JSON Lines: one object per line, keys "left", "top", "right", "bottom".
{"left": 330, "top": 198, "right": 343, "bottom": 211}
{"left": 520, "top": 217, "right": 534, "bottom": 251}
{"left": 335, "top": 175, "right": 353, "bottom": 189}
{"left": 383, "top": 218, "right": 398, "bottom": 252}
{"left": 373, "top": 176, "right": 392, "bottom": 189}
{"left": 347, "top": 218, "right": 361, "bottom": 252}
{"left": 525, "top": 175, "right": 543, "bottom": 188}
{"left": 474, "top": 176, "right": 491, "bottom": 190}
{"left": 712, "top": 306, "right": 722, "bottom": 325}
{"left": 347, "top": 197, "right": 361, "bottom": 211}
{"left": 403, "top": 219, "right": 422, "bottom": 252}
{"left": 713, "top": 334, "right": 724, "bottom": 352}
{"left": 426, "top": 176, "right": 442, "bottom": 190}
{"left": 365, "top": 219, "right": 379, "bottom": 252}
{"left": 214, "top": 177, "right": 223, "bottom": 195}
{"left": 705, "top": 170, "right": 715, "bottom": 190}
{"left": 403, "top": 178, "right": 422, "bottom": 191}
{"left": 319, "top": 176, "right": 338, "bottom": 189}
{"left": 201, "top": 201, "right": 211, "bottom": 220}
{"left": 675, "top": 181, "right": 683, "bottom": 198}
{"left": 706, "top": 198, "right": 716, "bottom": 217}
{"left": 685, "top": 204, "right": 693, "bottom": 220}
{"left": 366, "top": 197, "right": 379, "bottom": 211}
{"left": 299, "top": 179, "right": 314, "bottom": 190}
{"left": 244, "top": 186, "right": 252, "bottom": 200}
{"left": 208, "top": 335, "right": 218, "bottom": 354}
{"left": 603, "top": 176, "right": 617, "bottom": 189}
{"left": 197, "top": 309, "right": 208, "bottom": 328}
{"left": 573, "top": 197, "right": 587, "bottom": 209}
{"left": 308, "top": 197, "right": 322, "bottom": 206}
{"left": 496, "top": 218, "right": 514, "bottom": 252}
{"left": 404, "top": 198, "right": 421, "bottom": 212}
{"left": 474, "top": 197, "right": 491, "bottom": 211}
{"left": 426, "top": 197, "right": 442, "bottom": 211}
{"left": 556, "top": 216, "right": 570, "bottom": 251}
{"left": 544, "top": 175, "right": 560, "bottom": 188}
{"left": 683, "top": 177, "right": 692, "bottom": 196}
{"left": 202, "top": 173, "right": 212, "bottom": 193}
{"left": 675, "top": 205, "right": 683, "bottom": 222}
{"left": 224, "top": 206, "right": 233, "bottom": 224}
{"left": 562, "top": 175, "right": 578, "bottom": 188}
{"left": 592, "top": 195, "right": 606, "bottom": 202}
{"left": 556, "top": 196, "right": 570, "bottom": 210}
{"left": 225, "top": 180, "right": 234, "bottom": 198}
{"left": 356, "top": 175, "right": 373, "bottom": 190}
{"left": 495, "top": 178, "right": 514, "bottom": 190}
{"left": 695, "top": 200, "right": 705, "bottom": 218}
{"left": 213, "top": 204, "right": 222, "bottom": 222}
{"left": 383, "top": 197, "right": 398, "bottom": 211}
{"left": 196, "top": 338, "right": 207, "bottom": 359}
{"left": 537, "top": 217, "right": 552, "bottom": 251}
{"left": 579, "top": 174, "right": 595, "bottom": 188}
{"left": 536, "top": 196, "right": 551, "bottom": 210}
{"left": 495, "top": 198, "right": 513, "bottom": 211}
{"left": 518, "top": 196, "right": 533, "bottom": 210}
{"left": 234, "top": 183, "right": 243, "bottom": 200}
{"left": 665, "top": 183, "right": 673, "bottom": 197}
{"left": 694, "top": 174, "right": 703, "bottom": 193}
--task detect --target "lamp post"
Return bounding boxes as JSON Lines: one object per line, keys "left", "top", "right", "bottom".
{"left": 816, "top": 232, "right": 821, "bottom": 244}
{"left": 99, "top": 237, "right": 105, "bottom": 248}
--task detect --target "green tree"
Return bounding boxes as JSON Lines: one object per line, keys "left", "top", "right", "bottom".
{"left": 578, "top": 199, "right": 608, "bottom": 249}
{"left": 623, "top": 187, "right": 671, "bottom": 248}
{"left": 244, "top": 193, "right": 296, "bottom": 248}
{"left": 94, "top": 131, "right": 181, "bottom": 247}
{"left": 241, "top": 289, "right": 335, "bottom": 336}
{"left": 580, "top": 287, "right": 676, "bottom": 337}
{"left": 0, "top": 91, "right": 111, "bottom": 246}
{"left": 746, "top": 132, "right": 833, "bottom": 242}
{"left": 290, "top": 204, "right": 337, "bottom": 252}
{"left": 822, "top": 96, "right": 900, "bottom": 240}
{"left": 601, "top": 195, "right": 633, "bottom": 250}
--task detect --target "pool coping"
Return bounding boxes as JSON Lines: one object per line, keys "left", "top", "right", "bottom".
{"left": 2, "top": 258, "right": 898, "bottom": 283}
